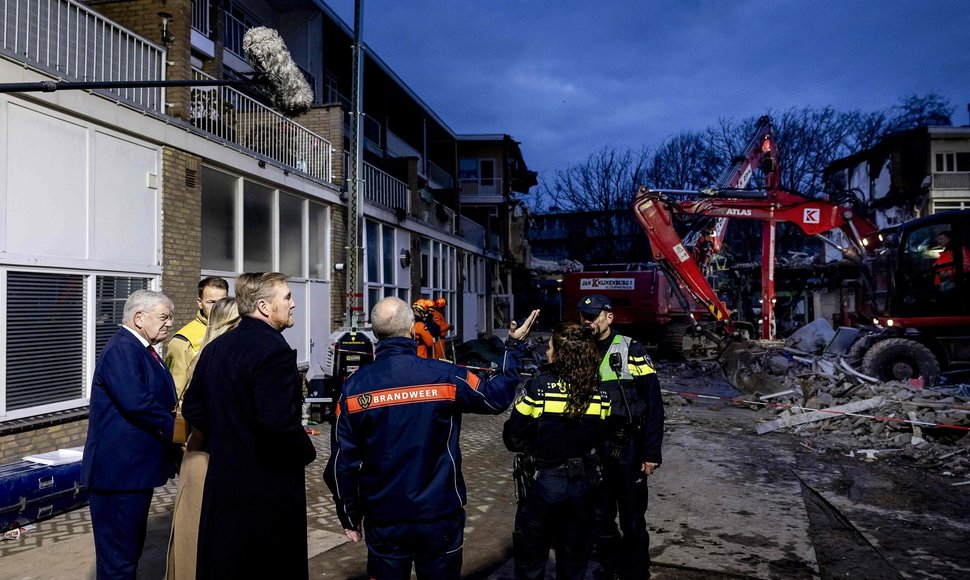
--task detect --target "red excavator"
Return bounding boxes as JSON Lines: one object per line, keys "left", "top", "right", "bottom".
{"left": 631, "top": 186, "right": 970, "bottom": 386}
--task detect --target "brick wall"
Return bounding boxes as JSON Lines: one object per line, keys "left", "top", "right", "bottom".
{"left": 93, "top": 0, "right": 193, "bottom": 119}
{"left": 0, "top": 419, "right": 88, "bottom": 464}
{"left": 293, "top": 104, "right": 346, "bottom": 186}
{"left": 160, "top": 148, "right": 204, "bottom": 342}
{"left": 331, "top": 205, "right": 348, "bottom": 331}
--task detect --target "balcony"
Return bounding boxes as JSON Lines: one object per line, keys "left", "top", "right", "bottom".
{"left": 191, "top": 69, "right": 333, "bottom": 182}
{"left": 460, "top": 178, "right": 505, "bottom": 204}
{"left": 192, "top": 0, "right": 211, "bottom": 34}
{"left": 428, "top": 160, "right": 454, "bottom": 189}
{"left": 0, "top": 0, "right": 166, "bottom": 112}
{"left": 933, "top": 172, "right": 970, "bottom": 190}
{"left": 458, "top": 216, "right": 486, "bottom": 249}
{"left": 362, "top": 161, "right": 408, "bottom": 212}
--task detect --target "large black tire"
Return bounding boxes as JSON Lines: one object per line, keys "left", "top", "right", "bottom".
{"left": 861, "top": 338, "right": 941, "bottom": 386}
{"left": 845, "top": 338, "right": 869, "bottom": 367}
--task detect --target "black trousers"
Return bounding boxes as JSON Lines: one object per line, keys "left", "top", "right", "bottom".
{"left": 594, "top": 458, "right": 651, "bottom": 579}
{"left": 364, "top": 511, "right": 465, "bottom": 580}
{"left": 513, "top": 466, "right": 597, "bottom": 580}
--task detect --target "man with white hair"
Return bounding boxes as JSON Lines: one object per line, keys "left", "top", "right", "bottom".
{"left": 81, "top": 289, "right": 179, "bottom": 579}
{"left": 325, "top": 297, "right": 539, "bottom": 580}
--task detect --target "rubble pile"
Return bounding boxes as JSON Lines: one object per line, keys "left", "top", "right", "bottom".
{"left": 730, "top": 344, "right": 970, "bottom": 477}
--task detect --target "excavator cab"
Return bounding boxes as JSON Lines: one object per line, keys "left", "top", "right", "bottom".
{"left": 890, "top": 215, "right": 970, "bottom": 317}
{"left": 848, "top": 210, "right": 970, "bottom": 386}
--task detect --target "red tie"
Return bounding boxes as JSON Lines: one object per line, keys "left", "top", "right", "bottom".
{"left": 148, "top": 345, "right": 163, "bottom": 365}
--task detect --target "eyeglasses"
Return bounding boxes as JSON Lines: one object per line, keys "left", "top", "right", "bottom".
{"left": 141, "top": 311, "right": 173, "bottom": 322}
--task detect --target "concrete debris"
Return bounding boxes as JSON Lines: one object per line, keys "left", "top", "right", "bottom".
{"left": 731, "top": 343, "right": 970, "bottom": 477}
{"left": 784, "top": 319, "right": 836, "bottom": 354}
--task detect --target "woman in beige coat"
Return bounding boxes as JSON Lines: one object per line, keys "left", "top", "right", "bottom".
{"left": 166, "top": 297, "right": 241, "bottom": 580}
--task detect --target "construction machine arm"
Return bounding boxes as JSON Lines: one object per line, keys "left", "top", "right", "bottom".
{"left": 632, "top": 194, "right": 737, "bottom": 335}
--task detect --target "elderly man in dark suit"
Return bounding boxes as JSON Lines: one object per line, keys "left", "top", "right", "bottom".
{"left": 81, "top": 289, "right": 178, "bottom": 579}
{"left": 183, "top": 272, "right": 316, "bottom": 579}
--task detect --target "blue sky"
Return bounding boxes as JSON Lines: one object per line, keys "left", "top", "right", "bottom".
{"left": 326, "top": 0, "right": 970, "bottom": 179}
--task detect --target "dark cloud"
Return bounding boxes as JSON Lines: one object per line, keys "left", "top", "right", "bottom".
{"left": 327, "top": 0, "right": 970, "bottom": 177}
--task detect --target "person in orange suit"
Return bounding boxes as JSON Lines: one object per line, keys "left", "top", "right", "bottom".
{"left": 432, "top": 297, "right": 452, "bottom": 360}
{"left": 412, "top": 299, "right": 439, "bottom": 359}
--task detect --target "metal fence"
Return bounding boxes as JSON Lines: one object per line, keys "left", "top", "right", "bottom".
{"left": 191, "top": 69, "right": 333, "bottom": 182}
{"left": 363, "top": 162, "right": 409, "bottom": 211}
{"left": 192, "top": 0, "right": 211, "bottom": 35}
{"left": 0, "top": 0, "right": 166, "bottom": 111}
{"left": 223, "top": 10, "right": 247, "bottom": 57}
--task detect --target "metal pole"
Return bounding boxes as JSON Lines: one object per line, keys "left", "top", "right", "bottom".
{"left": 346, "top": 0, "right": 365, "bottom": 330}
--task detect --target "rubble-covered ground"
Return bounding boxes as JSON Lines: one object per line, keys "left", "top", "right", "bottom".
{"left": 663, "top": 334, "right": 970, "bottom": 482}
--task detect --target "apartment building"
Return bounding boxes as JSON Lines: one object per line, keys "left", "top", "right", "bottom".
{"left": 0, "top": 0, "right": 534, "bottom": 459}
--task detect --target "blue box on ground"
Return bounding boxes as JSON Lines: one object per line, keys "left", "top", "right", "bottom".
{"left": 0, "top": 448, "right": 89, "bottom": 531}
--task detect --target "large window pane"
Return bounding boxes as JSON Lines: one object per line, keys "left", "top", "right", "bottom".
{"left": 309, "top": 202, "right": 328, "bottom": 280}
{"left": 201, "top": 168, "right": 238, "bottom": 271}
{"left": 420, "top": 238, "right": 430, "bottom": 287}
{"left": 7, "top": 272, "right": 85, "bottom": 410}
{"left": 243, "top": 181, "right": 273, "bottom": 271}
{"left": 382, "top": 225, "right": 394, "bottom": 284}
{"left": 366, "top": 220, "right": 380, "bottom": 283}
{"left": 280, "top": 193, "right": 304, "bottom": 277}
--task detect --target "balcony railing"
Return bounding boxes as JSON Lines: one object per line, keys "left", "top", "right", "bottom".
{"left": 223, "top": 11, "right": 249, "bottom": 58}
{"left": 362, "top": 162, "right": 409, "bottom": 211}
{"left": 933, "top": 172, "right": 970, "bottom": 190}
{"left": 428, "top": 160, "right": 454, "bottom": 189}
{"left": 458, "top": 216, "right": 486, "bottom": 249}
{"left": 192, "top": 0, "right": 211, "bottom": 35}
{"left": 460, "top": 177, "right": 503, "bottom": 197}
{"left": 191, "top": 69, "right": 332, "bottom": 181}
{"left": 0, "top": 0, "right": 166, "bottom": 112}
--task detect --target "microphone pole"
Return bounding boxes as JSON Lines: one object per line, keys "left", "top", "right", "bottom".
{"left": 0, "top": 27, "right": 314, "bottom": 117}
{"left": 0, "top": 79, "right": 249, "bottom": 94}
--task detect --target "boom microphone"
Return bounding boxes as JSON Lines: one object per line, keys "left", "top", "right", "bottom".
{"left": 243, "top": 27, "right": 314, "bottom": 117}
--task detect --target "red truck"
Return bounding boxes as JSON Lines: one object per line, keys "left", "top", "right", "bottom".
{"left": 562, "top": 265, "right": 712, "bottom": 356}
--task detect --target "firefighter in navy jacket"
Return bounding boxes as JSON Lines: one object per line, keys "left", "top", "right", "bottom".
{"left": 503, "top": 322, "right": 611, "bottom": 580}
{"left": 325, "top": 297, "right": 539, "bottom": 580}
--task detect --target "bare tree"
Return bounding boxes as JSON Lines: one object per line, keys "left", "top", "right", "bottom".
{"left": 538, "top": 145, "right": 651, "bottom": 212}
{"left": 890, "top": 92, "right": 953, "bottom": 129}
{"left": 646, "top": 131, "right": 721, "bottom": 190}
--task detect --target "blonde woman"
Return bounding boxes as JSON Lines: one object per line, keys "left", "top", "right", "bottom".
{"left": 166, "top": 297, "right": 241, "bottom": 580}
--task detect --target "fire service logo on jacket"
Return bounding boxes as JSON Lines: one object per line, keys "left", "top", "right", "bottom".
{"left": 345, "top": 384, "right": 458, "bottom": 413}
{"left": 579, "top": 278, "right": 635, "bottom": 290}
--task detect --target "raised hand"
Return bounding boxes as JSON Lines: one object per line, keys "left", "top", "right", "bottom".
{"left": 509, "top": 309, "right": 540, "bottom": 341}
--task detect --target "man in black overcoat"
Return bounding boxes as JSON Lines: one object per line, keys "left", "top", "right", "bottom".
{"left": 183, "top": 272, "right": 316, "bottom": 579}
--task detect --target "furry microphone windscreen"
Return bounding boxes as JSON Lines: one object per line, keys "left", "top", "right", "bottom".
{"left": 243, "top": 27, "right": 314, "bottom": 117}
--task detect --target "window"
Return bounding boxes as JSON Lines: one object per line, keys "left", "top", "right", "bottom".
{"left": 243, "top": 181, "right": 273, "bottom": 272}
{"left": 202, "top": 166, "right": 328, "bottom": 280}
{"left": 420, "top": 238, "right": 458, "bottom": 327}
{"left": 201, "top": 168, "right": 238, "bottom": 271}
{"left": 365, "top": 221, "right": 407, "bottom": 313}
{"left": 935, "top": 152, "right": 970, "bottom": 173}
{"left": 309, "top": 202, "right": 329, "bottom": 280}
{"left": 279, "top": 193, "right": 304, "bottom": 277}
{"left": 3, "top": 271, "right": 150, "bottom": 417}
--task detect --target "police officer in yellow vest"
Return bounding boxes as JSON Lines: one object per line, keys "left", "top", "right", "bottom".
{"left": 578, "top": 294, "right": 664, "bottom": 580}
{"left": 165, "top": 276, "right": 229, "bottom": 397}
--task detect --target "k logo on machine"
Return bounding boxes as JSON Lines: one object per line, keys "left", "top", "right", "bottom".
{"left": 357, "top": 394, "right": 372, "bottom": 409}
{"left": 803, "top": 208, "right": 820, "bottom": 224}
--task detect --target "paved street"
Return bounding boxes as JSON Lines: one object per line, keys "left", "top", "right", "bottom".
{"left": 4, "top": 368, "right": 970, "bottom": 579}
